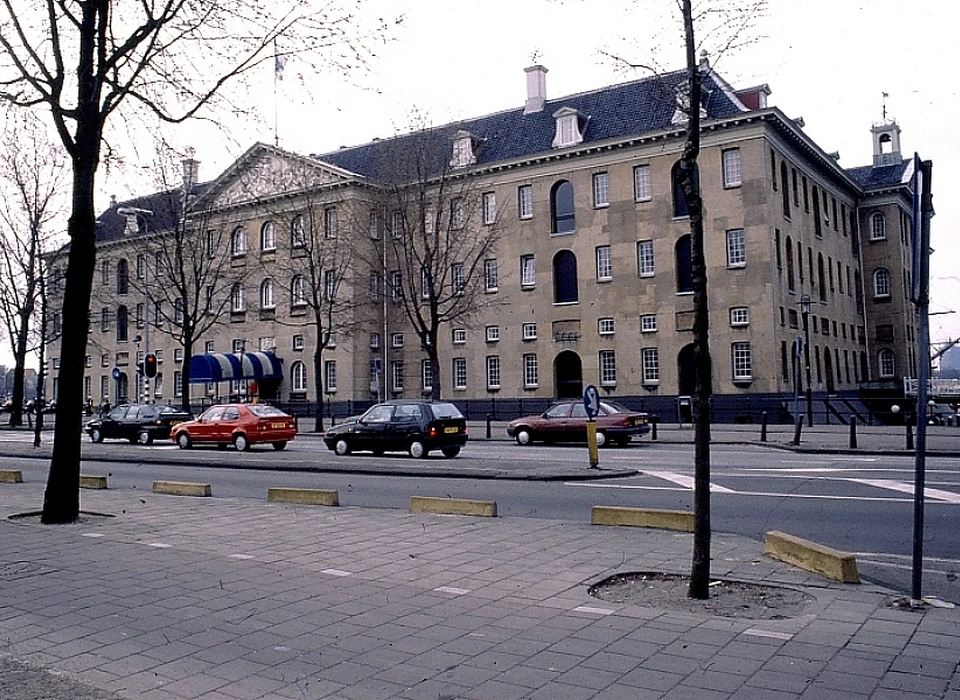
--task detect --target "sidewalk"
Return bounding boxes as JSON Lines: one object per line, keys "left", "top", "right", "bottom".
{"left": 2, "top": 469, "right": 959, "bottom": 699}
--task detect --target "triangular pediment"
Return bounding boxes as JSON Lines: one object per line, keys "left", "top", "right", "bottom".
{"left": 192, "top": 142, "right": 364, "bottom": 211}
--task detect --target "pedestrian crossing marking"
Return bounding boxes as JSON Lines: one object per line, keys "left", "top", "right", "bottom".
{"left": 645, "top": 470, "right": 734, "bottom": 493}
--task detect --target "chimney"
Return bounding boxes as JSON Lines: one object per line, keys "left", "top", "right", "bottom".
{"left": 524, "top": 65, "right": 548, "bottom": 115}
{"left": 181, "top": 147, "right": 199, "bottom": 193}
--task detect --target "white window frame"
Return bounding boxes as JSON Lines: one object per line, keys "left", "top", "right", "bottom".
{"left": 391, "top": 361, "right": 404, "bottom": 392}
{"left": 173, "top": 370, "right": 183, "bottom": 397}
{"left": 369, "top": 333, "right": 380, "bottom": 350}
{"left": 642, "top": 347, "right": 660, "bottom": 384}
{"left": 640, "top": 314, "right": 658, "bottom": 333}
{"left": 260, "top": 279, "right": 275, "bottom": 309}
{"left": 637, "top": 240, "right": 655, "bottom": 277}
{"left": 598, "top": 318, "right": 615, "bottom": 335}
{"left": 520, "top": 255, "right": 536, "bottom": 288}
{"left": 482, "top": 192, "right": 496, "bottom": 225}
{"left": 722, "top": 148, "right": 742, "bottom": 188}
{"left": 261, "top": 221, "right": 276, "bottom": 251}
{"left": 726, "top": 229, "right": 746, "bottom": 267}
{"left": 451, "top": 262, "right": 465, "bottom": 296}
{"left": 324, "top": 360, "right": 337, "bottom": 392}
{"left": 596, "top": 245, "right": 612, "bottom": 281}
{"left": 292, "top": 215, "right": 306, "bottom": 247}
{"left": 486, "top": 356, "right": 501, "bottom": 389}
{"left": 518, "top": 185, "right": 533, "bottom": 219}
{"left": 522, "top": 323, "right": 537, "bottom": 341}
{"left": 324, "top": 207, "right": 338, "bottom": 239}
{"left": 730, "top": 307, "right": 750, "bottom": 326}
{"left": 391, "top": 270, "right": 403, "bottom": 301}
{"left": 293, "top": 334, "right": 304, "bottom": 350}
{"left": 870, "top": 212, "right": 887, "bottom": 241}
{"left": 878, "top": 349, "right": 896, "bottom": 378}
{"left": 485, "top": 325, "right": 500, "bottom": 343}
{"left": 292, "top": 361, "right": 308, "bottom": 392}
{"left": 873, "top": 268, "right": 891, "bottom": 298}
{"left": 732, "top": 342, "right": 753, "bottom": 381}
{"left": 450, "top": 197, "right": 465, "bottom": 229}
{"left": 633, "top": 164, "right": 652, "bottom": 202}
{"left": 291, "top": 276, "right": 306, "bottom": 306}
{"left": 231, "top": 284, "right": 245, "bottom": 312}
{"left": 368, "top": 211, "right": 379, "bottom": 240}
{"left": 391, "top": 333, "right": 404, "bottom": 349}
{"left": 484, "top": 259, "right": 499, "bottom": 292}
{"left": 593, "top": 172, "right": 610, "bottom": 208}
{"left": 453, "top": 358, "right": 467, "bottom": 390}
{"left": 421, "top": 360, "right": 433, "bottom": 392}
{"left": 599, "top": 350, "right": 617, "bottom": 385}
{"left": 453, "top": 328, "right": 466, "bottom": 344}
{"left": 523, "top": 353, "right": 539, "bottom": 388}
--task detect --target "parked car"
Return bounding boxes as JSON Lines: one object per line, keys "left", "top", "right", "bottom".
{"left": 85, "top": 403, "right": 193, "bottom": 445}
{"left": 323, "top": 400, "right": 468, "bottom": 458}
{"left": 171, "top": 403, "right": 297, "bottom": 451}
{"left": 507, "top": 400, "right": 651, "bottom": 447}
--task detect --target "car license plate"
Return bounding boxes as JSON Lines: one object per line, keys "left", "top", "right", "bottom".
{"left": 271, "top": 422, "right": 286, "bottom": 429}
{"left": 444, "top": 426, "right": 459, "bottom": 434}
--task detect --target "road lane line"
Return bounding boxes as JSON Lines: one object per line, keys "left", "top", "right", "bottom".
{"left": 644, "top": 470, "right": 734, "bottom": 493}
{"left": 846, "top": 478, "right": 960, "bottom": 504}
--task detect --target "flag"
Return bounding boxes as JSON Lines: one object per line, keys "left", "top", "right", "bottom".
{"left": 274, "top": 42, "right": 287, "bottom": 81}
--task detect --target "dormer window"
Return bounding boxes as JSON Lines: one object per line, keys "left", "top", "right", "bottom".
{"left": 450, "top": 130, "right": 479, "bottom": 168}
{"left": 552, "top": 107, "right": 586, "bottom": 148}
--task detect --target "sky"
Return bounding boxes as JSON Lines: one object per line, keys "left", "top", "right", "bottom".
{"left": 83, "top": 0, "right": 956, "bottom": 358}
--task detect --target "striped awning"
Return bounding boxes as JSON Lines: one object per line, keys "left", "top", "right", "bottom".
{"left": 188, "top": 352, "right": 283, "bottom": 383}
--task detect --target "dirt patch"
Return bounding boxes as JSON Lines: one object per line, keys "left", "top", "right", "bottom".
{"left": 589, "top": 572, "right": 814, "bottom": 620}
{"left": 7, "top": 511, "right": 115, "bottom": 525}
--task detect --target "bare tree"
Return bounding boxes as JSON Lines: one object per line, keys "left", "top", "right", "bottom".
{"left": 0, "top": 1, "right": 396, "bottom": 523}
{"left": 373, "top": 119, "right": 503, "bottom": 400}
{"left": 0, "top": 112, "right": 67, "bottom": 427}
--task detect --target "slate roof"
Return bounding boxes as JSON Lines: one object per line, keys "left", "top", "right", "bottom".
{"left": 316, "top": 68, "right": 746, "bottom": 180}
{"left": 95, "top": 185, "right": 205, "bottom": 245}
{"left": 846, "top": 160, "right": 911, "bottom": 190}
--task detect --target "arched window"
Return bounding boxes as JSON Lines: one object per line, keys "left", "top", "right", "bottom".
{"left": 671, "top": 160, "right": 699, "bottom": 218}
{"left": 878, "top": 349, "right": 896, "bottom": 378}
{"left": 116, "top": 259, "right": 129, "bottom": 295}
{"left": 291, "top": 215, "right": 306, "bottom": 248}
{"left": 291, "top": 275, "right": 306, "bottom": 306}
{"left": 231, "top": 283, "right": 245, "bottom": 312}
{"left": 552, "top": 250, "right": 578, "bottom": 304}
{"left": 260, "top": 279, "right": 276, "bottom": 309}
{"left": 231, "top": 227, "right": 247, "bottom": 256}
{"left": 261, "top": 221, "right": 276, "bottom": 251}
{"left": 873, "top": 268, "right": 891, "bottom": 297}
{"left": 785, "top": 236, "right": 795, "bottom": 291}
{"left": 116, "top": 306, "right": 128, "bottom": 342}
{"left": 870, "top": 212, "right": 886, "bottom": 240}
{"left": 675, "top": 235, "right": 693, "bottom": 293}
{"left": 291, "top": 361, "right": 308, "bottom": 392}
{"left": 550, "top": 180, "right": 575, "bottom": 234}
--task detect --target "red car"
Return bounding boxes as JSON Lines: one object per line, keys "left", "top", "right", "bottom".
{"left": 171, "top": 403, "right": 297, "bottom": 451}
{"left": 507, "top": 400, "right": 650, "bottom": 447}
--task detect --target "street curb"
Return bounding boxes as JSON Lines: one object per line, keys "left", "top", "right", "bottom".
{"left": 764, "top": 529, "right": 860, "bottom": 583}
{"left": 267, "top": 487, "right": 339, "bottom": 506}
{"left": 591, "top": 505, "right": 694, "bottom": 532}
{"left": 152, "top": 480, "right": 212, "bottom": 497}
{"left": 410, "top": 495, "right": 498, "bottom": 517}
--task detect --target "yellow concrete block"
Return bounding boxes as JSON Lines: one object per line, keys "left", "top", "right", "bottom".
{"left": 591, "top": 505, "right": 694, "bottom": 532}
{"left": 80, "top": 475, "right": 108, "bottom": 490}
{"left": 0, "top": 469, "right": 23, "bottom": 484}
{"left": 267, "top": 487, "right": 339, "bottom": 506}
{"left": 765, "top": 530, "right": 859, "bottom": 583}
{"left": 410, "top": 495, "right": 498, "bottom": 517}
{"left": 152, "top": 480, "right": 212, "bottom": 497}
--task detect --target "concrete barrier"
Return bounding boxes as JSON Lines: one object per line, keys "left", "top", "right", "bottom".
{"left": 410, "top": 496, "right": 497, "bottom": 518}
{"left": 0, "top": 469, "right": 23, "bottom": 484}
{"left": 591, "top": 505, "right": 694, "bottom": 532}
{"left": 152, "top": 480, "right": 212, "bottom": 497}
{"left": 267, "top": 487, "right": 339, "bottom": 506}
{"left": 765, "top": 530, "right": 859, "bottom": 583}
{"left": 80, "top": 475, "right": 108, "bottom": 490}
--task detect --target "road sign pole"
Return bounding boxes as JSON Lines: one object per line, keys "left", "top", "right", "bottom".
{"left": 586, "top": 419, "right": 599, "bottom": 468}
{"left": 583, "top": 384, "right": 600, "bottom": 469}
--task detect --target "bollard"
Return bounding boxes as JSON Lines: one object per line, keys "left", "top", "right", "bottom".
{"left": 849, "top": 416, "right": 858, "bottom": 449}
{"left": 791, "top": 415, "right": 804, "bottom": 446}
{"left": 651, "top": 420, "right": 658, "bottom": 441}
{"left": 486, "top": 414, "right": 492, "bottom": 439}
{"left": 760, "top": 411, "right": 768, "bottom": 442}
{"left": 906, "top": 422, "right": 914, "bottom": 451}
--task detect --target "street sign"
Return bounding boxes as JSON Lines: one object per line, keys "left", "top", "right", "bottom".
{"left": 583, "top": 384, "right": 600, "bottom": 418}
{"left": 111, "top": 367, "right": 120, "bottom": 381}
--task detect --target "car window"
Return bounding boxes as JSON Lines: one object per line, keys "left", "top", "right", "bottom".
{"left": 599, "top": 401, "right": 627, "bottom": 415}
{"left": 363, "top": 405, "right": 393, "bottom": 423}
{"left": 109, "top": 406, "right": 129, "bottom": 420}
{"left": 202, "top": 406, "right": 225, "bottom": 422}
{"left": 140, "top": 406, "right": 158, "bottom": 419}
{"left": 544, "top": 404, "right": 571, "bottom": 419}
{"left": 570, "top": 403, "right": 588, "bottom": 418}
{"left": 430, "top": 403, "right": 464, "bottom": 419}
{"left": 247, "top": 405, "right": 287, "bottom": 418}
{"left": 394, "top": 404, "right": 423, "bottom": 422}
{"left": 223, "top": 407, "right": 240, "bottom": 421}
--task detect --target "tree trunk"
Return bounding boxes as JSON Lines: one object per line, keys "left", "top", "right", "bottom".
{"left": 313, "top": 345, "right": 325, "bottom": 432}
{"left": 181, "top": 336, "right": 194, "bottom": 413}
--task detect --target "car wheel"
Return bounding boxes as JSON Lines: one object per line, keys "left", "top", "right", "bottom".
{"left": 137, "top": 430, "right": 153, "bottom": 446}
{"left": 272, "top": 441, "right": 287, "bottom": 451}
{"left": 515, "top": 428, "right": 533, "bottom": 446}
{"left": 596, "top": 431, "right": 607, "bottom": 447}
{"left": 234, "top": 433, "right": 250, "bottom": 452}
{"left": 334, "top": 438, "right": 351, "bottom": 456}
{"left": 90, "top": 428, "right": 103, "bottom": 443}
{"left": 441, "top": 446, "right": 461, "bottom": 458}
{"left": 176, "top": 432, "right": 191, "bottom": 449}
{"left": 408, "top": 440, "right": 427, "bottom": 459}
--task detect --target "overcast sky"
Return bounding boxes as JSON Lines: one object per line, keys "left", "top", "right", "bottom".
{"left": 93, "top": 0, "right": 956, "bottom": 353}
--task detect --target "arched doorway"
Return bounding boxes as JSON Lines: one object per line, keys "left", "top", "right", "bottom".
{"left": 823, "top": 348, "right": 835, "bottom": 394}
{"left": 678, "top": 344, "right": 696, "bottom": 396}
{"left": 554, "top": 351, "right": 583, "bottom": 399}
{"left": 116, "top": 372, "right": 129, "bottom": 405}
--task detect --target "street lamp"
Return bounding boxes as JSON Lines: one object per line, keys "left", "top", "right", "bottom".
{"left": 117, "top": 206, "right": 153, "bottom": 403}
{"left": 799, "top": 294, "right": 813, "bottom": 427}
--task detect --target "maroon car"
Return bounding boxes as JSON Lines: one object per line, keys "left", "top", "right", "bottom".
{"left": 171, "top": 403, "right": 296, "bottom": 451}
{"left": 507, "top": 400, "right": 650, "bottom": 447}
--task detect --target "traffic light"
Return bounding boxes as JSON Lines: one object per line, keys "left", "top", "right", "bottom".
{"left": 143, "top": 353, "right": 158, "bottom": 378}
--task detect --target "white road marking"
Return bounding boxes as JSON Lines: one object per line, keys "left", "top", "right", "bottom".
{"left": 321, "top": 568, "right": 352, "bottom": 577}
{"left": 434, "top": 586, "right": 470, "bottom": 595}
{"left": 846, "top": 478, "right": 960, "bottom": 504}
{"left": 147, "top": 542, "right": 172, "bottom": 548}
{"left": 645, "top": 470, "right": 734, "bottom": 493}
{"left": 229, "top": 554, "right": 255, "bottom": 560}
{"left": 81, "top": 533, "right": 104, "bottom": 538}
{"left": 573, "top": 606, "right": 614, "bottom": 615}
{"left": 743, "top": 628, "right": 793, "bottom": 641}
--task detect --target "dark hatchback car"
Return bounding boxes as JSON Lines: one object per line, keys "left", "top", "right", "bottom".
{"left": 85, "top": 403, "right": 193, "bottom": 445}
{"left": 507, "top": 400, "right": 650, "bottom": 447}
{"left": 323, "top": 400, "right": 468, "bottom": 458}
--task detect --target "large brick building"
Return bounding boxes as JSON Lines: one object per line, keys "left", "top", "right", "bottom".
{"left": 47, "top": 60, "right": 925, "bottom": 423}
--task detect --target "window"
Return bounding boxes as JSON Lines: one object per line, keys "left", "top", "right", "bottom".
{"left": 136, "top": 303, "right": 145, "bottom": 329}
{"left": 675, "top": 235, "right": 693, "bottom": 293}
{"left": 732, "top": 342, "right": 752, "bottom": 381}
{"left": 324, "top": 360, "right": 337, "bottom": 392}
{"left": 593, "top": 172, "right": 609, "bottom": 207}
{"left": 231, "top": 283, "right": 245, "bottom": 312}
{"left": 205, "top": 340, "right": 215, "bottom": 353}
{"left": 598, "top": 318, "right": 614, "bottom": 335}
{"left": 260, "top": 279, "right": 275, "bottom": 309}
{"left": 101, "top": 353, "right": 109, "bottom": 367}
{"left": 486, "top": 356, "right": 501, "bottom": 389}
{"left": 232, "top": 339, "right": 245, "bottom": 354}
{"left": 293, "top": 334, "right": 304, "bottom": 350}
{"left": 291, "top": 276, "right": 306, "bottom": 306}
{"left": 785, "top": 236, "right": 795, "bottom": 291}
{"left": 292, "top": 215, "right": 306, "bottom": 247}
{"left": 391, "top": 210, "right": 403, "bottom": 239}
{"left": 116, "top": 260, "right": 129, "bottom": 295}
{"left": 173, "top": 371, "right": 183, "bottom": 398}
{"left": 100, "top": 260, "right": 110, "bottom": 285}
{"left": 173, "top": 299, "right": 184, "bottom": 324}
{"left": 324, "top": 270, "right": 336, "bottom": 299}
{"left": 291, "top": 361, "right": 307, "bottom": 392}
{"left": 730, "top": 307, "right": 749, "bottom": 326}
{"left": 636, "top": 240, "right": 655, "bottom": 277}
{"left": 368, "top": 333, "right": 380, "bottom": 350}
{"left": 634, "top": 165, "right": 652, "bottom": 202}
{"left": 640, "top": 314, "right": 657, "bottom": 332}
{"left": 324, "top": 207, "right": 338, "bottom": 238}
{"left": 231, "top": 227, "right": 247, "bottom": 256}
{"left": 420, "top": 268, "right": 431, "bottom": 299}
{"left": 485, "top": 326, "right": 500, "bottom": 343}
{"left": 873, "top": 268, "right": 891, "bottom": 297}
{"left": 204, "top": 286, "right": 214, "bottom": 312}
{"left": 449, "top": 197, "right": 465, "bottom": 230}
{"left": 722, "top": 148, "right": 742, "bottom": 188}
{"left": 518, "top": 185, "right": 533, "bottom": 220}
{"left": 642, "top": 348, "right": 660, "bottom": 384}
{"left": 726, "top": 229, "right": 746, "bottom": 267}
{"left": 391, "top": 361, "right": 404, "bottom": 392}
{"left": 391, "top": 270, "right": 403, "bottom": 301}
{"left": 391, "top": 333, "right": 404, "bottom": 348}
{"left": 261, "top": 221, "right": 276, "bottom": 251}
{"left": 599, "top": 350, "right": 616, "bottom": 385}
{"left": 595, "top": 245, "right": 612, "bottom": 281}
{"left": 452, "top": 328, "right": 466, "bottom": 344}
{"left": 870, "top": 212, "right": 886, "bottom": 241}
{"left": 368, "top": 211, "right": 379, "bottom": 240}
{"left": 484, "top": 259, "right": 499, "bottom": 292}
{"left": 100, "top": 307, "right": 110, "bottom": 333}
{"left": 116, "top": 306, "right": 128, "bottom": 342}
{"left": 520, "top": 255, "right": 535, "bottom": 288}
{"left": 553, "top": 250, "right": 578, "bottom": 304}
{"left": 780, "top": 162, "right": 790, "bottom": 218}
{"left": 136, "top": 254, "right": 146, "bottom": 280}
{"left": 448, "top": 262, "right": 464, "bottom": 296}
{"left": 453, "top": 358, "right": 467, "bottom": 389}
{"left": 482, "top": 192, "right": 496, "bottom": 224}
{"left": 523, "top": 353, "right": 539, "bottom": 388}
{"left": 878, "top": 349, "right": 896, "bottom": 378}
{"left": 421, "top": 360, "right": 433, "bottom": 392}
{"left": 550, "top": 180, "right": 575, "bottom": 234}
{"left": 522, "top": 323, "right": 537, "bottom": 340}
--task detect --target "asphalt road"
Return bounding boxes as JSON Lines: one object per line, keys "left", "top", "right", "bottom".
{"left": 5, "top": 436, "right": 959, "bottom": 604}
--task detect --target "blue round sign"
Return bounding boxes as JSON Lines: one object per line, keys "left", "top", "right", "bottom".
{"left": 583, "top": 384, "right": 600, "bottom": 418}
{"left": 111, "top": 367, "right": 121, "bottom": 381}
